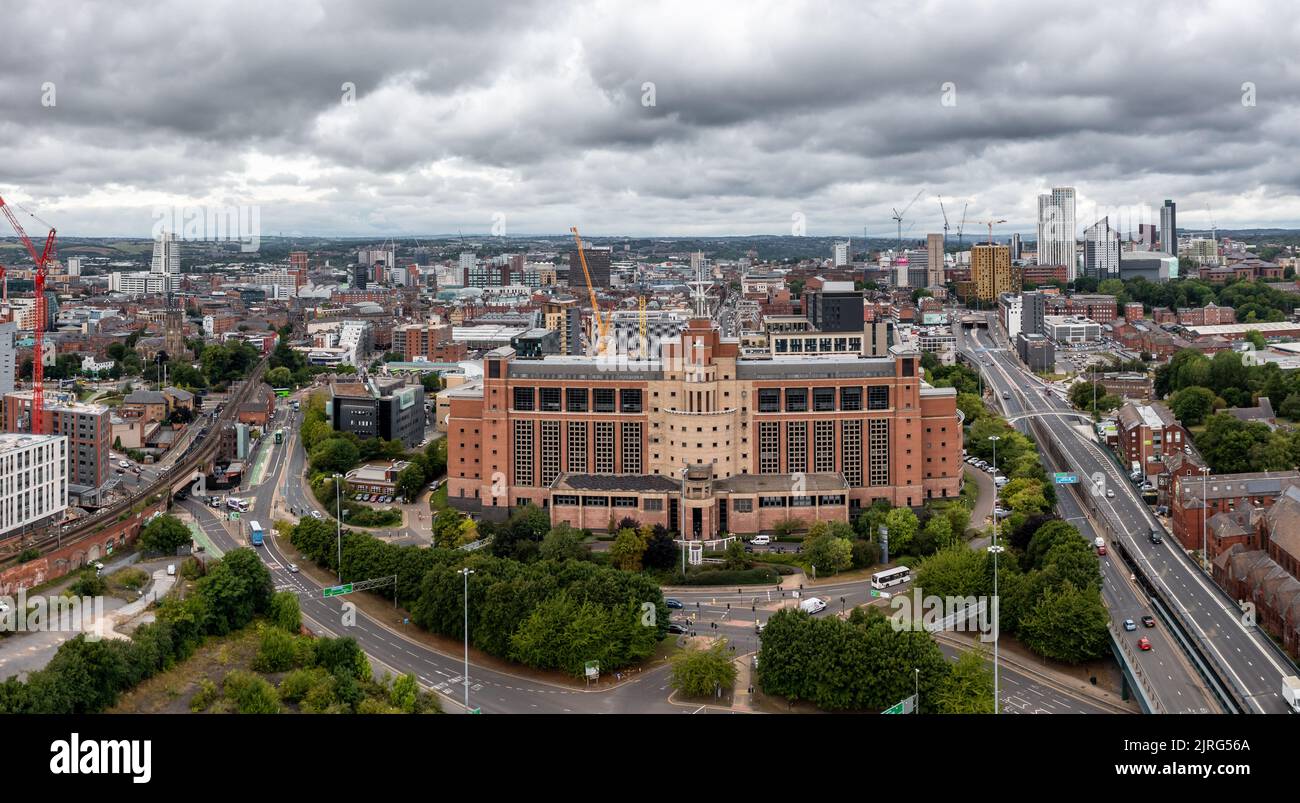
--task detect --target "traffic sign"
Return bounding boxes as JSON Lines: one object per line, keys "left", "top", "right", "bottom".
{"left": 323, "top": 583, "right": 354, "bottom": 597}
{"left": 1053, "top": 472, "right": 1079, "bottom": 485}
{"left": 230, "top": 512, "right": 240, "bottom": 520}
{"left": 883, "top": 694, "right": 916, "bottom": 714}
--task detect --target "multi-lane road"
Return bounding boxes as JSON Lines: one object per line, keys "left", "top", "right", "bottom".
{"left": 958, "top": 312, "right": 1298, "bottom": 713}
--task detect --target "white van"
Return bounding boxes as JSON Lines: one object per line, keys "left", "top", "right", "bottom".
{"left": 751, "top": 535, "right": 771, "bottom": 546}
{"left": 799, "top": 597, "right": 827, "bottom": 614}
{"left": 167, "top": 564, "right": 176, "bottom": 576}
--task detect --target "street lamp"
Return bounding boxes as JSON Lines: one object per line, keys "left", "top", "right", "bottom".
{"left": 987, "top": 434, "right": 1000, "bottom": 479}
{"left": 459, "top": 567, "right": 475, "bottom": 711}
{"left": 331, "top": 472, "right": 344, "bottom": 583}
{"left": 1200, "top": 465, "right": 1212, "bottom": 570}
{"left": 986, "top": 432, "right": 1004, "bottom": 716}
{"left": 913, "top": 667, "right": 919, "bottom": 714}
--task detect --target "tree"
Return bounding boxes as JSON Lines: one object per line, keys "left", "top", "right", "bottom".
{"left": 1017, "top": 581, "right": 1110, "bottom": 664}
{"left": 309, "top": 438, "right": 360, "bottom": 475}
{"left": 197, "top": 548, "right": 273, "bottom": 635}
{"left": 1280, "top": 393, "right": 1300, "bottom": 422}
{"left": 669, "top": 640, "right": 738, "bottom": 698}
{"left": 266, "top": 366, "right": 293, "bottom": 388}
{"left": 609, "top": 528, "right": 647, "bottom": 572}
{"left": 803, "top": 532, "right": 852, "bottom": 574}
{"left": 395, "top": 463, "right": 425, "bottom": 502}
{"left": 139, "top": 514, "right": 192, "bottom": 554}
{"left": 1170, "top": 386, "right": 1216, "bottom": 427}
{"left": 540, "top": 525, "right": 588, "bottom": 562}
{"left": 722, "top": 538, "right": 749, "bottom": 570}
{"left": 883, "top": 507, "right": 919, "bottom": 554}
{"left": 932, "top": 648, "right": 996, "bottom": 713}
{"left": 643, "top": 526, "right": 679, "bottom": 570}
{"left": 269, "top": 591, "right": 302, "bottom": 633}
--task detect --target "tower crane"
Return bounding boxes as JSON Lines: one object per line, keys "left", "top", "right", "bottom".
{"left": 890, "top": 189, "right": 925, "bottom": 254}
{"left": 979, "top": 219, "right": 1007, "bottom": 245}
{"left": 0, "top": 194, "right": 54, "bottom": 434}
{"left": 956, "top": 202, "right": 969, "bottom": 251}
{"left": 570, "top": 226, "right": 610, "bottom": 355}
{"left": 937, "top": 196, "right": 950, "bottom": 249}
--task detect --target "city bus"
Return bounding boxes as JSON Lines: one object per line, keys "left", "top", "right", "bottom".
{"left": 870, "top": 566, "right": 911, "bottom": 590}
{"left": 249, "top": 520, "right": 264, "bottom": 546}
{"left": 274, "top": 429, "right": 284, "bottom": 444}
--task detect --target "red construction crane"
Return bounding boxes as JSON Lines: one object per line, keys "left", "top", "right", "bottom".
{"left": 0, "top": 194, "right": 56, "bottom": 434}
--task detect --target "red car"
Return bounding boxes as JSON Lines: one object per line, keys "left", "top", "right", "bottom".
{"left": 1137, "top": 637, "right": 1152, "bottom": 651}
{"left": 1097, "top": 545, "right": 1107, "bottom": 556}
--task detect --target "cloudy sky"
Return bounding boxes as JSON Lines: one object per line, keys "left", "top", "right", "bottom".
{"left": 2, "top": 0, "right": 1299, "bottom": 239}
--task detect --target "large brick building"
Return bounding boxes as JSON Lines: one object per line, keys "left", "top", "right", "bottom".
{"left": 445, "top": 318, "right": 963, "bottom": 536}
{"left": 1170, "top": 470, "right": 1300, "bottom": 551}
{"left": 3, "top": 392, "right": 111, "bottom": 492}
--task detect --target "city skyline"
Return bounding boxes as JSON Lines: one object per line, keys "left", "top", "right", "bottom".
{"left": 2, "top": 0, "right": 1299, "bottom": 238}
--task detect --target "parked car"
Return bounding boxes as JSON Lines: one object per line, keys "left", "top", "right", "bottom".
{"left": 751, "top": 535, "right": 770, "bottom": 546}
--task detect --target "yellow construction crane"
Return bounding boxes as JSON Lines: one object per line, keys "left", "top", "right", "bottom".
{"left": 570, "top": 226, "right": 610, "bottom": 354}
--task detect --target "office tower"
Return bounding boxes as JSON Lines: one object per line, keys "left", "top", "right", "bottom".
{"left": 1010, "top": 233, "right": 1022, "bottom": 261}
{"left": 352, "top": 264, "right": 369, "bottom": 290}
{"left": 1036, "top": 187, "right": 1076, "bottom": 280}
{"left": 569, "top": 246, "right": 612, "bottom": 288}
{"left": 972, "top": 244, "right": 1017, "bottom": 302}
{"left": 150, "top": 232, "right": 181, "bottom": 275}
{"left": 1082, "top": 217, "right": 1121, "bottom": 280}
{"left": 805, "top": 281, "right": 864, "bottom": 332}
{"left": 449, "top": 320, "right": 962, "bottom": 533}
{"left": 1138, "top": 223, "right": 1158, "bottom": 250}
{"left": 1022, "top": 290, "right": 1047, "bottom": 336}
{"left": 65, "top": 257, "right": 81, "bottom": 277}
{"left": 1160, "top": 200, "right": 1177, "bottom": 255}
{"left": 833, "top": 241, "right": 850, "bottom": 267}
{"left": 926, "top": 233, "right": 944, "bottom": 286}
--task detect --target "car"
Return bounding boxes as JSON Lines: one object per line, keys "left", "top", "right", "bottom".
{"left": 167, "top": 564, "right": 176, "bottom": 576}
{"left": 665, "top": 598, "right": 684, "bottom": 609}
{"left": 1002, "top": 392, "right": 1011, "bottom": 399}
{"left": 287, "top": 563, "right": 299, "bottom": 573}
{"left": 1097, "top": 544, "right": 1108, "bottom": 556}
{"left": 115, "top": 467, "right": 124, "bottom": 474}
{"left": 1123, "top": 618, "right": 1136, "bottom": 631}
{"left": 118, "top": 459, "right": 130, "bottom": 468}
{"left": 751, "top": 535, "right": 770, "bottom": 546}
{"left": 311, "top": 511, "right": 323, "bottom": 519}
{"left": 667, "top": 623, "right": 689, "bottom": 635}
{"left": 1137, "top": 637, "right": 1152, "bottom": 651}
{"left": 1106, "top": 489, "right": 1115, "bottom": 498}
{"left": 1141, "top": 615, "right": 1156, "bottom": 628}
{"left": 755, "top": 620, "right": 766, "bottom": 634}
{"left": 1149, "top": 528, "right": 1163, "bottom": 545}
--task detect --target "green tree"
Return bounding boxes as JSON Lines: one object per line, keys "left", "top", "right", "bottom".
{"left": 269, "top": 591, "right": 302, "bottom": 633}
{"left": 932, "top": 648, "right": 996, "bottom": 713}
{"left": 539, "top": 525, "right": 588, "bottom": 562}
{"left": 669, "top": 640, "right": 738, "bottom": 698}
{"left": 803, "top": 532, "right": 852, "bottom": 574}
{"left": 223, "top": 669, "right": 280, "bottom": 714}
{"left": 266, "top": 366, "right": 293, "bottom": 388}
{"left": 1170, "top": 386, "right": 1217, "bottom": 426}
{"left": 1017, "top": 581, "right": 1110, "bottom": 664}
{"left": 609, "top": 528, "right": 647, "bottom": 572}
{"left": 197, "top": 548, "right": 273, "bottom": 635}
{"left": 139, "top": 514, "right": 192, "bottom": 554}
{"left": 309, "top": 438, "right": 360, "bottom": 475}
{"left": 395, "top": 463, "right": 425, "bottom": 502}
{"left": 883, "top": 507, "right": 919, "bottom": 554}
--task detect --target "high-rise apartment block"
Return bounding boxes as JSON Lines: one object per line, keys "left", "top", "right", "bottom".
{"left": 1037, "top": 187, "right": 1077, "bottom": 280}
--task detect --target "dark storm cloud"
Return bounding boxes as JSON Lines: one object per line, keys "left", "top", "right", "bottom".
{"left": 1, "top": 0, "right": 1299, "bottom": 236}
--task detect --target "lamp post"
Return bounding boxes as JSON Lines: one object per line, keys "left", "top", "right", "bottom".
{"left": 986, "top": 434, "right": 1002, "bottom": 715}
{"left": 331, "top": 472, "right": 344, "bottom": 583}
{"left": 460, "top": 567, "right": 475, "bottom": 711}
{"left": 1201, "top": 465, "right": 1211, "bottom": 570}
{"left": 914, "top": 667, "right": 920, "bottom": 714}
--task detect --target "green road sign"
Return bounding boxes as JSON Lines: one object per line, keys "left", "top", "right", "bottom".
{"left": 883, "top": 701, "right": 906, "bottom": 714}
{"left": 469, "top": 707, "right": 481, "bottom": 714}
{"left": 230, "top": 512, "right": 240, "bottom": 521}
{"left": 883, "top": 694, "right": 916, "bottom": 714}
{"left": 323, "top": 584, "right": 354, "bottom": 598}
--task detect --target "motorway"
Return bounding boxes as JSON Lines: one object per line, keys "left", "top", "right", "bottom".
{"left": 958, "top": 313, "right": 1298, "bottom": 713}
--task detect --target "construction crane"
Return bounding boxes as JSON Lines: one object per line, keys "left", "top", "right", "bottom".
{"left": 979, "top": 219, "right": 1007, "bottom": 245}
{"left": 570, "top": 226, "right": 610, "bottom": 355}
{"left": 0, "top": 194, "right": 55, "bottom": 434}
{"left": 937, "top": 196, "right": 950, "bottom": 249}
{"left": 890, "top": 189, "right": 925, "bottom": 254}
{"left": 956, "top": 202, "right": 969, "bottom": 251}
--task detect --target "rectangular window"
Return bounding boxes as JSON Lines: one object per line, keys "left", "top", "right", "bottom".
{"left": 759, "top": 496, "right": 786, "bottom": 508}
{"left": 567, "top": 422, "right": 587, "bottom": 473}
{"left": 759, "top": 422, "right": 781, "bottom": 474}
{"left": 868, "top": 386, "right": 889, "bottom": 410}
{"left": 814, "top": 420, "right": 835, "bottom": 473}
{"left": 594, "top": 388, "right": 616, "bottom": 413}
{"left": 595, "top": 422, "right": 615, "bottom": 473}
{"left": 643, "top": 498, "right": 664, "bottom": 511}
{"left": 841, "top": 387, "right": 862, "bottom": 411}
{"left": 813, "top": 387, "right": 835, "bottom": 412}
{"left": 732, "top": 498, "right": 753, "bottom": 513}
{"left": 566, "top": 388, "right": 588, "bottom": 412}
{"left": 513, "top": 420, "right": 533, "bottom": 486}
{"left": 513, "top": 387, "right": 534, "bottom": 411}
{"left": 582, "top": 495, "right": 609, "bottom": 506}
{"left": 758, "top": 388, "right": 780, "bottom": 413}
{"left": 540, "top": 387, "right": 561, "bottom": 412}
{"left": 786, "top": 421, "right": 806, "bottom": 474}
{"left": 541, "top": 421, "right": 560, "bottom": 487}
{"left": 621, "top": 422, "right": 642, "bottom": 474}
{"left": 612, "top": 496, "right": 638, "bottom": 508}
{"left": 620, "top": 388, "right": 642, "bottom": 413}
{"left": 785, "top": 388, "right": 807, "bottom": 413}
{"left": 842, "top": 420, "right": 863, "bottom": 487}
{"left": 869, "top": 419, "right": 890, "bottom": 487}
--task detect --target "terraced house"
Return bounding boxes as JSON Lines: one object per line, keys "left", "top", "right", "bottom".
{"left": 445, "top": 317, "right": 963, "bottom": 537}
